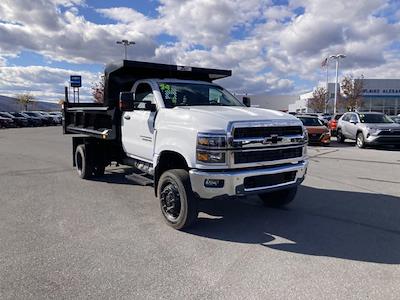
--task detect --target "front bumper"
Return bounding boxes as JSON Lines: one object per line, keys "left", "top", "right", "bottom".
{"left": 366, "top": 135, "right": 400, "bottom": 145}
{"left": 189, "top": 160, "right": 308, "bottom": 199}
{"left": 308, "top": 132, "right": 330, "bottom": 144}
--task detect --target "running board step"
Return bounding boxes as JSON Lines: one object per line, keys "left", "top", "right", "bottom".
{"left": 125, "top": 173, "right": 154, "bottom": 186}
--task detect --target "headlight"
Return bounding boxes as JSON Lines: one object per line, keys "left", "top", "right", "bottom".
{"left": 197, "top": 133, "right": 226, "bottom": 148}
{"left": 196, "top": 151, "right": 226, "bottom": 163}
{"left": 197, "top": 133, "right": 227, "bottom": 164}
{"left": 368, "top": 127, "right": 380, "bottom": 136}
{"left": 303, "top": 127, "right": 308, "bottom": 142}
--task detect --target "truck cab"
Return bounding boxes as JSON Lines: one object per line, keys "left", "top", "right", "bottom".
{"left": 63, "top": 60, "right": 308, "bottom": 230}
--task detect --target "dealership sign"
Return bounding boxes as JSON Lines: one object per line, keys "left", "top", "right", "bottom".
{"left": 362, "top": 88, "right": 400, "bottom": 95}
{"left": 70, "top": 75, "right": 82, "bottom": 88}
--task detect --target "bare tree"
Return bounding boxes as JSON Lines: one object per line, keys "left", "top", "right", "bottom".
{"left": 91, "top": 75, "right": 105, "bottom": 103}
{"left": 15, "top": 93, "right": 35, "bottom": 111}
{"left": 307, "top": 87, "right": 327, "bottom": 113}
{"left": 340, "top": 75, "right": 364, "bottom": 111}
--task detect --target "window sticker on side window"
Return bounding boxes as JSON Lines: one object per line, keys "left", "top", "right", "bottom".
{"left": 159, "top": 84, "right": 177, "bottom": 104}
{"left": 159, "top": 83, "right": 170, "bottom": 91}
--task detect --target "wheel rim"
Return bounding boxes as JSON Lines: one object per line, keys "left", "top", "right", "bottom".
{"left": 76, "top": 151, "right": 83, "bottom": 175}
{"left": 357, "top": 135, "right": 363, "bottom": 147}
{"left": 160, "top": 181, "right": 181, "bottom": 222}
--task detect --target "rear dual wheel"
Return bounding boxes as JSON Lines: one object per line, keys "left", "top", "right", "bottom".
{"left": 75, "top": 145, "right": 105, "bottom": 179}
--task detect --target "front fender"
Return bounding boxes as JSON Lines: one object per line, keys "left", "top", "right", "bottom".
{"left": 154, "top": 126, "right": 197, "bottom": 168}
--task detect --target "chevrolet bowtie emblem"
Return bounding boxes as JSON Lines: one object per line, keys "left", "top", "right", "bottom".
{"left": 262, "top": 134, "right": 282, "bottom": 144}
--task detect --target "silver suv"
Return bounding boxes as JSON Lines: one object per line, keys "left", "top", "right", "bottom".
{"left": 337, "top": 112, "right": 400, "bottom": 148}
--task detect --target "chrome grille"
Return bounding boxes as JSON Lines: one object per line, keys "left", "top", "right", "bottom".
{"left": 233, "top": 126, "right": 303, "bottom": 139}
{"left": 378, "top": 130, "right": 400, "bottom": 136}
{"left": 234, "top": 146, "right": 303, "bottom": 164}
{"left": 308, "top": 133, "right": 322, "bottom": 142}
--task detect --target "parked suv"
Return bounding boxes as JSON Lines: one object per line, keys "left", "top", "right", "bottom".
{"left": 19, "top": 112, "right": 44, "bottom": 126}
{"left": 337, "top": 112, "right": 400, "bottom": 148}
{"left": 0, "top": 112, "right": 28, "bottom": 127}
{"left": 22, "top": 111, "right": 52, "bottom": 126}
{"left": 0, "top": 116, "right": 14, "bottom": 128}
{"left": 32, "top": 111, "right": 58, "bottom": 125}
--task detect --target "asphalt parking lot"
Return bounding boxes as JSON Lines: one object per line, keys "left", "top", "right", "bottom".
{"left": 1, "top": 127, "right": 400, "bottom": 299}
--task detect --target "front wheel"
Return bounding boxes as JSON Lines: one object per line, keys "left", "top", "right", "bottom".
{"left": 356, "top": 132, "right": 366, "bottom": 148}
{"left": 258, "top": 187, "right": 298, "bottom": 207}
{"left": 157, "top": 169, "right": 198, "bottom": 230}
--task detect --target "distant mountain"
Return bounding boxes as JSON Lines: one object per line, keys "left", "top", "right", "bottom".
{"left": 0, "top": 95, "right": 60, "bottom": 112}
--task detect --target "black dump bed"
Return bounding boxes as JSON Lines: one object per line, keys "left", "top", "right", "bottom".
{"left": 63, "top": 60, "right": 231, "bottom": 139}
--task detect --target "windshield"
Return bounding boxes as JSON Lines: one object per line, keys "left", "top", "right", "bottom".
{"left": 0, "top": 112, "right": 13, "bottom": 118}
{"left": 158, "top": 82, "right": 244, "bottom": 108}
{"left": 298, "top": 117, "right": 324, "bottom": 126}
{"left": 24, "top": 112, "right": 41, "bottom": 117}
{"left": 359, "top": 113, "right": 393, "bottom": 124}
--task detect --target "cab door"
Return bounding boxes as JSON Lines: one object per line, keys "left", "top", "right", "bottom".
{"left": 341, "top": 114, "right": 351, "bottom": 137}
{"left": 121, "top": 82, "right": 157, "bottom": 162}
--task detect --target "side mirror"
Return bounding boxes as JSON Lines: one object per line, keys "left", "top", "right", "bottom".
{"left": 350, "top": 120, "right": 357, "bottom": 124}
{"left": 243, "top": 96, "right": 251, "bottom": 107}
{"left": 145, "top": 102, "right": 157, "bottom": 112}
{"left": 119, "top": 92, "right": 134, "bottom": 111}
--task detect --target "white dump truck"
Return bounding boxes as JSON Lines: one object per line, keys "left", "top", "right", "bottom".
{"left": 63, "top": 60, "right": 308, "bottom": 229}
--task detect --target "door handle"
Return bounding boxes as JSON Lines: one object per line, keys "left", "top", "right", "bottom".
{"left": 124, "top": 115, "right": 131, "bottom": 120}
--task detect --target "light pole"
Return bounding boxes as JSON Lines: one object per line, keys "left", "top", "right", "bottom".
{"left": 324, "top": 59, "right": 329, "bottom": 114}
{"left": 329, "top": 54, "right": 346, "bottom": 114}
{"left": 116, "top": 40, "right": 135, "bottom": 60}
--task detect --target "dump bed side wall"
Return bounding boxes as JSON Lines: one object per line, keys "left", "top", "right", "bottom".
{"left": 63, "top": 102, "right": 120, "bottom": 141}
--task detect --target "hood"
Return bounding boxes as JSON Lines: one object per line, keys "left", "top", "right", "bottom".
{"left": 157, "top": 106, "right": 302, "bottom": 133}
{"left": 363, "top": 122, "right": 400, "bottom": 130}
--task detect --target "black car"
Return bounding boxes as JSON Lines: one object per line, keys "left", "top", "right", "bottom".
{"left": 34, "top": 111, "right": 59, "bottom": 125}
{"left": 24, "top": 111, "right": 56, "bottom": 126}
{"left": 0, "top": 111, "right": 29, "bottom": 127}
{"left": 20, "top": 112, "right": 45, "bottom": 126}
{"left": 0, "top": 116, "right": 15, "bottom": 128}
{"left": 10, "top": 112, "right": 40, "bottom": 127}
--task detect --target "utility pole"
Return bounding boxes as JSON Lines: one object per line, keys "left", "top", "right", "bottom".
{"left": 116, "top": 40, "right": 135, "bottom": 60}
{"left": 325, "top": 61, "right": 329, "bottom": 113}
{"left": 329, "top": 54, "right": 346, "bottom": 114}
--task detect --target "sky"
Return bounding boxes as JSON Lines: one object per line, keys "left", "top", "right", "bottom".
{"left": 0, "top": 0, "right": 400, "bottom": 102}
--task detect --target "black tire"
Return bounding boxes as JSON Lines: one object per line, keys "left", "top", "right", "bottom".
{"left": 337, "top": 129, "right": 345, "bottom": 143}
{"left": 75, "top": 145, "right": 93, "bottom": 179}
{"left": 157, "top": 169, "right": 198, "bottom": 230}
{"left": 92, "top": 164, "right": 105, "bottom": 177}
{"left": 258, "top": 187, "right": 298, "bottom": 207}
{"left": 356, "top": 132, "right": 366, "bottom": 148}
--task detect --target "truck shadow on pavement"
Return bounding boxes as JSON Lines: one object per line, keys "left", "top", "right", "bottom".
{"left": 187, "top": 186, "right": 400, "bottom": 264}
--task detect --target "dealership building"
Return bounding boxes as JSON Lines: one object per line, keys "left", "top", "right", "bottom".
{"left": 288, "top": 79, "right": 400, "bottom": 115}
